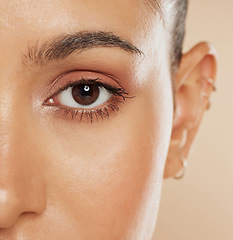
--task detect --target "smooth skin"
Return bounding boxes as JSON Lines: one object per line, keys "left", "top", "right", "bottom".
{"left": 0, "top": 0, "right": 217, "bottom": 239}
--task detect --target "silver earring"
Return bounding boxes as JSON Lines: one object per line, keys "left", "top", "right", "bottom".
{"left": 201, "top": 78, "right": 216, "bottom": 110}
{"left": 206, "top": 78, "right": 216, "bottom": 91}
{"left": 173, "top": 157, "right": 188, "bottom": 180}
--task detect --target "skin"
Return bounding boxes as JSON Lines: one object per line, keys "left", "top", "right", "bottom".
{"left": 0, "top": 0, "right": 217, "bottom": 239}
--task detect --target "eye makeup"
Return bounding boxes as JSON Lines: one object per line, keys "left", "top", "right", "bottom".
{"left": 43, "top": 71, "right": 135, "bottom": 123}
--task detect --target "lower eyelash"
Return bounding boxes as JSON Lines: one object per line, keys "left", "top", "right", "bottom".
{"left": 54, "top": 99, "right": 125, "bottom": 123}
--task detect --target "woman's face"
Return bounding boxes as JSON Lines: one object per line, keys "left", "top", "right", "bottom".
{"left": 0, "top": 0, "right": 173, "bottom": 239}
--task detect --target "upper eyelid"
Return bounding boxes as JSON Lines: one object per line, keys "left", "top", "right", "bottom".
{"left": 45, "top": 70, "right": 125, "bottom": 101}
{"left": 47, "top": 70, "right": 124, "bottom": 96}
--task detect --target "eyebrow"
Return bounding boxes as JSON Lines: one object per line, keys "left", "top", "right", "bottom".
{"left": 25, "top": 31, "right": 143, "bottom": 65}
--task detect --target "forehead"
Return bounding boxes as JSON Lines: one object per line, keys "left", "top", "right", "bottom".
{"left": 0, "top": 0, "right": 161, "bottom": 47}
{"left": 0, "top": 0, "right": 169, "bottom": 83}
{"left": 0, "top": 1, "right": 149, "bottom": 31}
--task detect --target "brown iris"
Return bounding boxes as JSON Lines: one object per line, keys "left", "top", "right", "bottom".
{"left": 72, "top": 84, "right": 100, "bottom": 106}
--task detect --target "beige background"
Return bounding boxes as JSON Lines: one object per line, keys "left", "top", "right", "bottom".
{"left": 153, "top": 0, "right": 233, "bottom": 239}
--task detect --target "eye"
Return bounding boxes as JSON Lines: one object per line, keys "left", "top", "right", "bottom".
{"left": 44, "top": 76, "right": 134, "bottom": 123}
{"left": 58, "top": 83, "right": 112, "bottom": 109}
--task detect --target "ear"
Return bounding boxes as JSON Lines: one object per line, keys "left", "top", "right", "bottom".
{"left": 164, "top": 42, "right": 217, "bottom": 179}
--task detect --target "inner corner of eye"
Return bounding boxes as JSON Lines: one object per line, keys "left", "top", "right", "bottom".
{"left": 44, "top": 97, "right": 55, "bottom": 105}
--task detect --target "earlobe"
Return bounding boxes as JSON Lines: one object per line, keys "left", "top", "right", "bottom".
{"left": 164, "top": 42, "right": 217, "bottom": 179}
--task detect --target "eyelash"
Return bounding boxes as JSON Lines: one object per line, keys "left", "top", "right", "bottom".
{"left": 44, "top": 78, "right": 134, "bottom": 123}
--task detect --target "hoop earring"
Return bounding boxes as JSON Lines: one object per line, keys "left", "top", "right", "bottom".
{"left": 173, "top": 157, "right": 188, "bottom": 180}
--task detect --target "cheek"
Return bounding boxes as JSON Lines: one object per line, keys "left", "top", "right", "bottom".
{"left": 39, "top": 82, "right": 173, "bottom": 238}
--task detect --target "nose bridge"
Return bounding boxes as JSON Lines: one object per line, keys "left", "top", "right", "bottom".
{"left": 0, "top": 105, "right": 34, "bottom": 189}
{"left": 0, "top": 78, "right": 46, "bottom": 228}
{"left": 0, "top": 72, "right": 28, "bottom": 175}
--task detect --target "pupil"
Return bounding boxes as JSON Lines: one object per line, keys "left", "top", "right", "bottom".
{"left": 72, "top": 84, "right": 100, "bottom": 106}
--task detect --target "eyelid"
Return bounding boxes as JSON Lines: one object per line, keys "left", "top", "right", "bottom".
{"left": 47, "top": 70, "right": 124, "bottom": 97}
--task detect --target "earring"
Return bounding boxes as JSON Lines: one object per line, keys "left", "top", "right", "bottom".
{"left": 201, "top": 77, "right": 216, "bottom": 110}
{"left": 201, "top": 91, "right": 211, "bottom": 110}
{"left": 206, "top": 78, "right": 216, "bottom": 91}
{"left": 173, "top": 157, "right": 188, "bottom": 180}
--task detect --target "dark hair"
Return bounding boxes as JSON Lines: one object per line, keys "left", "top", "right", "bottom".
{"left": 170, "top": 0, "right": 188, "bottom": 74}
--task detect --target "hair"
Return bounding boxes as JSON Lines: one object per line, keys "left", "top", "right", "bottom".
{"left": 147, "top": 0, "right": 188, "bottom": 103}
{"left": 169, "top": 0, "right": 188, "bottom": 74}
{"left": 165, "top": 0, "right": 188, "bottom": 105}
{"left": 146, "top": 0, "right": 188, "bottom": 75}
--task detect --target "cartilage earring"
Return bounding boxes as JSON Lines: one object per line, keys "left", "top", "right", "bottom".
{"left": 206, "top": 78, "right": 216, "bottom": 91}
{"left": 173, "top": 157, "right": 188, "bottom": 180}
{"left": 201, "top": 91, "right": 211, "bottom": 110}
{"left": 201, "top": 78, "right": 216, "bottom": 110}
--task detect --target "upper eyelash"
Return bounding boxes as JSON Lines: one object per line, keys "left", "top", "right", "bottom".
{"left": 55, "top": 78, "right": 133, "bottom": 100}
